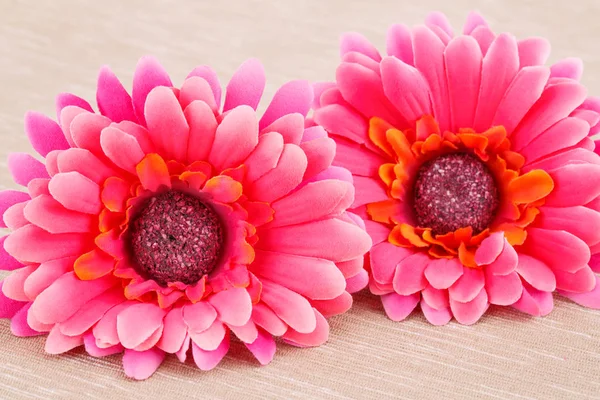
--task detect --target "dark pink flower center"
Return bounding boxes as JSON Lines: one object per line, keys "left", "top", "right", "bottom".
{"left": 129, "top": 191, "right": 224, "bottom": 286}
{"left": 412, "top": 153, "right": 499, "bottom": 236}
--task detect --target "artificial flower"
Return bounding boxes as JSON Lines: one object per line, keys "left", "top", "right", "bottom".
{"left": 0, "top": 57, "right": 371, "bottom": 379}
{"left": 312, "top": 12, "right": 600, "bottom": 325}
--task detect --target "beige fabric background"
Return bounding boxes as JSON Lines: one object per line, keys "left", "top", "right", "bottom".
{"left": 1, "top": 0, "right": 599, "bottom": 399}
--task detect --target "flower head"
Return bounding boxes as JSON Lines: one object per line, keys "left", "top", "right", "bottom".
{"left": 313, "top": 12, "right": 600, "bottom": 325}
{"left": 0, "top": 57, "right": 371, "bottom": 379}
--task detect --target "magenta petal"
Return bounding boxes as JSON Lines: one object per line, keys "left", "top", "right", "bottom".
{"left": 224, "top": 58, "right": 265, "bottom": 112}
{"left": 449, "top": 289, "right": 489, "bottom": 325}
{"left": 0, "top": 236, "right": 24, "bottom": 271}
{"left": 381, "top": 292, "right": 419, "bottom": 322}
{"left": 512, "top": 283, "right": 553, "bottom": 317}
{"left": 424, "top": 258, "right": 464, "bottom": 290}
{"left": 392, "top": 253, "right": 429, "bottom": 295}
{"left": 386, "top": 24, "right": 414, "bottom": 65}
{"left": 516, "top": 255, "right": 556, "bottom": 292}
{"left": 157, "top": 307, "right": 187, "bottom": 354}
{"left": 260, "top": 280, "right": 316, "bottom": 334}
{"left": 370, "top": 241, "right": 413, "bottom": 284}
{"left": 11, "top": 303, "right": 41, "bottom": 337}
{"left": 45, "top": 326, "right": 83, "bottom": 354}
{"left": 421, "top": 302, "right": 452, "bottom": 326}
{"left": 192, "top": 334, "right": 230, "bottom": 371}
{"left": 187, "top": 65, "right": 222, "bottom": 107}
{"left": 56, "top": 93, "right": 93, "bottom": 119}
{"left": 518, "top": 37, "right": 551, "bottom": 68}
{"left": 7, "top": 153, "right": 49, "bottom": 187}
{"left": 340, "top": 32, "right": 382, "bottom": 61}
{"left": 524, "top": 228, "right": 590, "bottom": 273}
{"left": 132, "top": 56, "right": 173, "bottom": 127}
{"left": 554, "top": 266, "right": 596, "bottom": 293}
{"left": 282, "top": 309, "right": 329, "bottom": 348}
{"left": 550, "top": 58, "right": 584, "bottom": 81}
{"left": 559, "top": 275, "right": 600, "bottom": 309}
{"left": 123, "top": 348, "right": 165, "bottom": 380}
{"left": 0, "top": 190, "right": 30, "bottom": 229}
{"left": 485, "top": 271, "right": 523, "bottom": 306}
{"left": 474, "top": 232, "right": 504, "bottom": 266}
{"left": 60, "top": 288, "right": 124, "bottom": 337}
{"left": 345, "top": 270, "right": 368, "bottom": 294}
{"left": 259, "top": 80, "right": 313, "bottom": 130}
{"left": 49, "top": 172, "right": 101, "bottom": 215}
{"left": 421, "top": 286, "right": 449, "bottom": 310}
{"left": 24, "top": 112, "right": 69, "bottom": 157}
{"left": 545, "top": 164, "right": 600, "bottom": 207}
{"left": 251, "top": 304, "right": 287, "bottom": 337}
{"left": 485, "top": 240, "right": 519, "bottom": 276}
{"left": 84, "top": 333, "right": 124, "bottom": 357}
{"left": 24, "top": 195, "right": 94, "bottom": 234}
{"left": 463, "top": 11, "right": 488, "bottom": 35}
{"left": 96, "top": 66, "right": 136, "bottom": 123}
{"left": 425, "top": 11, "right": 454, "bottom": 37}
{"left": 448, "top": 267, "right": 485, "bottom": 303}
{"left": 244, "top": 329, "right": 276, "bottom": 366}
{"left": 0, "top": 281, "right": 25, "bottom": 318}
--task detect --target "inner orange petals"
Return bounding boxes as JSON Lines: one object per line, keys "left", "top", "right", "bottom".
{"left": 368, "top": 115, "right": 556, "bottom": 268}
{"left": 74, "top": 248, "right": 115, "bottom": 280}
{"left": 136, "top": 153, "right": 171, "bottom": 191}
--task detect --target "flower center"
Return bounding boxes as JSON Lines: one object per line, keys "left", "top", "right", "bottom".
{"left": 129, "top": 190, "right": 224, "bottom": 286}
{"left": 412, "top": 153, "right": 499, "bottom": 236}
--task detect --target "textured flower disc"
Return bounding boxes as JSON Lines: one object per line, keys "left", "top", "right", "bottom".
{"left": 413, "top": 153, "right": 499, "bottom": 235}
{"left": 129, "top": 191, "right": 224, "bottom": 286}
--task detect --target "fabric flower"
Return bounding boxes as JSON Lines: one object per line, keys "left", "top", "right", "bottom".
{"left": 0, "top": 57, "right": 371, "bottom": 379}
{"left": 312, "top": 11, "right": 600, "bottom": 325}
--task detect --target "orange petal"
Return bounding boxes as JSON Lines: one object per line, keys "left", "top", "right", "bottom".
{"left": 399, "top": 223, "right": 429, "bottom": 248}
{"left": 203, "top": 175, "right": 243, "bottom": 203}
{"left": 390, "top": 179, "right": 405, "bottom": 200}
{"left": 516, "top": 206, "right": 540, "bottom": 228}
{"left": 188, "top": 161, "right": 213, "bottom": 176}
{"left": 98, "top": 208, "right": 123, "bottom": 233}
{"left": 378, "top": 163, "right": 397, "bottom": 186}
{"left": 458, "top": 243, "right": 477, "bottom": 268}
{"left": 502, "top": 151, "right": 525, "bottom": 170}
{"left": 496, "top": 224, "right": 527, "bottom": 246}
{"left": 185, "top": 276, "right": 207, "bottom": 303}
{"left": 386, "top": 129, "right": 415, "bottom": 164}
{"left": 368, "top": 117, "right": 396, "bottom": 157}
{"left": 74, "top": 248, "right": 115, "bottom": 280}
{"left": 428, "top": 246, "right": 455, "bottom": 259}
{"left": 180, "top": 171, "right": 208, "bottom": 191}
{"left": 244, "top": 201, "right": 274, "bottom": 227}
{"left": 421, "top": 133, "right": 443, "bottom": 154}
{"left": 388, "top": 225, "right": 413, "bottom": 247}
{"left": 166, "top": 160, "right": 186, "bottom": 176}
{"left": 95, "top": 229, "right": 126, "bottom": 259}
{"left": 415, "top": 115, "right": 440, "bottom": 141}
{"left": 507, "top": 169, "right": 554, "bottom": 204}
{"left": 481, "top": 126, "right": 507, "bottom": 149}
{"left": 136, "top": 153, "right": 171, "bottom": 191}
{"left": 367, "top": 199, "right": 403, "bottom": 224}
{"left": 458, "top": 133, "right": 488, "bottom": 155}
{"left": 222, "top": 165, "right": 247, "bottom": 182}
{"left": 101, "top": 177, "right": 131, "bottom": 212}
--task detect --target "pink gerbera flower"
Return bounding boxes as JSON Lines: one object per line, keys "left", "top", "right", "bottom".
{"left": 312, "top": 12, "right": 600, "bottom": 325}
{"left": 0, "top": 57, "right": 371, "bottom": 379}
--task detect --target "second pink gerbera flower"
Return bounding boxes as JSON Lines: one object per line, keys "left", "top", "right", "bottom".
{"left": 0, "top": 57, "right": 371, "bottom": 379}
{"left": 313, "top": 12, "right": 600, "bottom": 325}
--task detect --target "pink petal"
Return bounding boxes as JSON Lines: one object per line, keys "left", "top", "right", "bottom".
{"left": 56, "top": 93, "right": 93, "bottom": 118}
{"left": 0, "top": 190, "right": 30, "bottom": 229}
{"left": 554, "top": 266, "right": 596, "bottom": 293}
{"left": 187, "top": 65, "right": 222, "bottom": 106}
{"left": 269, "top": 179, "right": 353, "bottom": 228}
{"left": 363, "top": 220, "right": 391, "bottom": 247}
{"left": 352, "top": 176, "right": 388, "bottom": 208}
{"left": 56, "top": 148, "right": 117, "bottom": 184}
{"left": 260, "top": 280, "right": 316, "bottom": 334}
{"left": 144, "top": 86, "right": 189, "bottom": 161}
{"left": 2, "top": 266, "right": 35, "bottom": 301}
{"left": 4, "top": 225, "right": 91, "bottom": 264}
{"left": 421, "top": 302, "right": 453, "bottom": 326}
{"left": 24, "top": 112, "right": 69, "bottom": 157}
{"left": 474, "top": 231, "right": 504, "bottom": 266}
{"left": 559, "top": 275, "right": 600, "bottom": 309}
{"left": 117, "top": 303, "right": 166, "bottom": 349}
{"left": 380, "top": 56, "right": 432, "bottom": 124}
{"left": 413, "top": 25, "right": 451, "bottom": 131}
{"left": 132, "top": 56, "right": 172, "bottom": 127}
{"left": 96, "top": 66, "right": 136, "bottom": 123}
{"left": 516, "top": 254, "right": 556, "bottom": 292}
{"left": 123, "top": 348, "right": 165, "bottom": 380}
{"left": 179, "top": 77, "right": 218, "bottom": 113}
{"left": 485, "top": 271, "right": 523, "bottom": 306}
{"left": 27, "top": 178, "right": 50, "bottom": 198}
{"left": 30, "top": 272, "right": 115, "bottom": 324}
{"left": 182, "top": 301, "right": 217, "bottom": 333}
{"left": 335, "top": 62, "right": 402, "bottom": 127}
{"left": 421, "top": 285, "right": 449, "bottom": 310}
{"left": 11, "top": 303, "right": 41, "bottom": 337}
{"left": 45, "top": 325, "right": 83, "bottom": 354}
{"left": 370, "top": 242, "right": 413, "bottom": 284}
{"left": 0, "top": 281, "right": 25, "bottom": 318}
{"left": 208, "top": 105, "right": 258, "bottom": 171}
{"left": 512, "top": 283, "right": 554, "bottom": 317}
{"left": 485, "top": 240, "right": 519, "bottom": 276}
{"left": 244, "top": 329, "right": 276, "bottom": 366}
{"left": 313, "top": 104, "right": 369, "bottom": 145}
{"left": 0, "top": 236, "right": 22, "bottom": 271}
{"left": 3, "top": 202, "right": 28, "bottom": 230}
{"left": 252, "top": 305, "right": 287, "bottom": 338}
{"left": 310, "top": 291, "right": 353, "bottom": 317}
{"left": 333, "top": 138, "right": 386, "bottom": 177}
{"left": 252, "top": 250, "right": 345, "bottom": 300}
{"left": 8, "top": 153, "right": 49, "bottom": 186}
{"left": 184, "top": 100, "right": 218, "bottom": 163}
{"left": 24, "top": 194, "right": 94, "bottom": 234}
{"left": 386, "top": 24, "right": 414, "bottom": 65}
{"left": 282, "top": 309, "right": 329, "bottom": 348}
{"left": 192, "top": 334, "right": 230, "bottom": 371}
{"left": 84, "top": 333, "right": 124, "bottom": 357}
{"left": 100, "top": 127, "right": 145, "bottom": 173}
{"left": 492, "top": 66, "right": 550, "bottom": 134}
{"left": 49, "top": 172, "right": 101, "bottom": 214}
{"left": 425, "top": 12, "right": 454, "bottom": 37}
{"left": 512, "top": 82, "right": 588, "bottom": 150}
{"left": 392, "top": 253, "right": 429, "bottom": 295}
{"left": 156, "top": 307, "right": 187, "bottom": 353}
{"left": 537, "top": 206, "right": 600, "bottom": 246}
{"left": 345, "top": 270, "right": 368, "bottom": 294}
{"left": 520, "top": 117, "right": 589, "bottom": 163}
{"left": 445, "top": 35, "right": 482, "bottom": 131}
{"left": 448, "top": 267, "right": 485, "bottom": 303}
{"left": 259, "top": 80, "right": 312, "bottom": 130}
{"left": 381, "top": 292, "right": 419, "bottom": 322}
{"left": 224, "top": 58, "right": 265, "bottom": 112}
{"left": 189, "top": 321, "right": 226, "bottom": 351}
{"left": 545, "top": 164, "right": 600, "bottom": 207}
{"left": 424, "top": 258, "right": 464, "bottom": 290}
{"left": 228, "top": 319, "right": 259, "bottom": 344}
{"left": 340, "top": 31, "right": 381, "bottom": 61}
{"left": 463, "top": 11, "right": 489, "bottom": 35}
{"left": 518, "top": 37, "right": 551, "bottom": 68}
{"left": 262, "top": 113, "right": 305, "bottom": 145}
{"left": 208, "top": 287, "right": 252, "bottom": 327}
{"left": 550, "top": 58, "right": 584, "bottom": 81}
{"left": 243, "top": 132, "right": 284, "bottom": 184}
{"left": 59, "top": 106, "right": 88, "bottom": 147}
{"left": 59, "top": 288, "right": 124, "bottom": 336}
{"left": 449, "top": 288, "right": 489, "bottom": 325}
{"left": 257, "top": 218, "right": 371, "bottom": 263}
{"left": 23, "top": 257, "right": 74, "bottom": 299}
{"left": 524, "top": 228, "right": 590, "bottom": 273}
{"left": 300, "top": 135, "right": 335, "bottom": 179}
{"left": 473, "top": 33, "right": 519, "bottom": 131}
{"left": 69, "top": 113, "right": 111, "bottom": 155}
